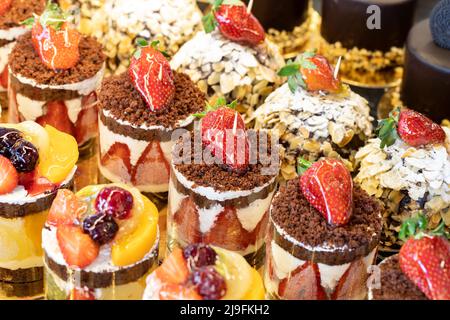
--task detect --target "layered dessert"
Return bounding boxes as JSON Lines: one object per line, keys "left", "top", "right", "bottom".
{"left": 98, "top": 39, "right": 205, "bottom": 195}
{"left": 319, "top": 0, "right": 417, "bottom": 87}
{"left": 0, "top": 0, "right": 45, "bottom": 107}
{"left": 7, "top": 2, "right": 106, "bottom": 153}
{"left": 253, "top": 52, "right": 373, "bottom": 180}
{"left": 143, "top": 244, "right": 264, "bottom": 300}
{"left": 0, "top": 121, "right": 78, "bottom": 299}
{"left": 167, "top": 103, "right": 279, "bottom": 267}
{"left": 170, "top": 0, "right": 284, "bottom": 118}
{"left": 355, "top": 108, "right": 450, "bottom": 254}
{"left": 265, "top": 158, "right": 382, "bottom": 300}
{"left": 43, "top": 183, "right": 159, "bottom": 300}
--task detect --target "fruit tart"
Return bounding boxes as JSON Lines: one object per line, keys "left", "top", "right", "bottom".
{"left": 355, "top": 108, "right": 450, "bottom": 255}
{"left": 167, "top": 101, "right": 280, "bottom": 267}
{"left": 7, "top": 2, "right": 106, "bottom": 153}
{"left": 42, "top": 183, "right": 159, "bottom": 300}
{"left": 170, "top": 0, "right": 284, "bottom": 118}
{"left": 253, "top": 51, "right": 373, "bottom": 180}
{"left": 0, "top": 121, "right": 78, "bottom": 299}
{"left": 98, "top": 39, "right": 205, "bottom": 196}
{"left": 369, "top": 215, "right": 449, "bottom": 300}
{"left": 0, "top": 0, "right": 45, "bottom": 108}
{"left": 264, "top": 158, "right": 382, "bottom": 300}
{"left": 143, "top": 244, "right": 264, "bottom": 300}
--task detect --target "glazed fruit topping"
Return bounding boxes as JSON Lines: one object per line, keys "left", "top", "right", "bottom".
{"left": 377, "top": 107, "right": 446, "bottom": 148}
{"left": 0, "top": 155, "right": 19, "bottom": 195}
{"left": 70, "top": 288, "right": 96, "bottom": 300}
{"left": 0, "top": 128, "right": 23, "bottom": 158}
{"left": 298, "top": 158, "right": 353, "bottom": 226}
{"left": 156, "top": 247, "right": 190, "bottom": 284}
{"left": 183, "top": 243, "right": 218, "bottom": 269}
{"left": 278, "top": 51, "right": 340, "bottom": 93}
{"left": 47, "top": 189, "right": 87, "bottom": 227}
{"left": 82, "top": 213, "right": 119, "bottom": 245}
{"left": 0, "top": 0, "right": 12, "bottom": 16}
{"left": 203, "top": 0, "right": 265, "bottom": 46}
{"left": 57, "top": 225, "right": 99, "bottom": 269}
{"left": 129, "top": 39, "right": 175, "bottom": 111}
{"left": 9, "top": 139, "right": 39, "bottom": 173}
{"left": 189, "top": 266, "right": 227, "bottom": 300}
{"left": 95, "top": 186, "right": 134, "bottom": 219}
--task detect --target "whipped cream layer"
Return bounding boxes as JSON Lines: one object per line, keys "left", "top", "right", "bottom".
{"left": 0, "top": 41, "right": 16, "bottom": 91}
{"left": 0, "top": 26, "right": 28, "bottom": 41}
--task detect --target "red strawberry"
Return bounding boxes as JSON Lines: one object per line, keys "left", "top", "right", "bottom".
{"left": 201, "top": 107, "right": 249, "bottom": 173}
{"left": 399, "top": 236, "right": 450, "bottom": 300}
{"left": 331, "top": 259, "right": 368, "bottom": 300}
{"left": 70, "top": 288, "right": 95, "bottom": 300}
{"left": 47, "top": 189, "right": 87, "bottom": 227}
{"left": 155, "top": 247, "right": 189, "bottom": 284}
{"left": 0, "top": 155, "right": 18, "bottom": 195}
{"left": 159, "top": 284, "right": 202, "bottom": 300}
{"left": 100, "top": 142, "right": 132, "bottom": 183}
{"left": 19, "top": 170, "right": 56, "bottom": 197}
{"left": 278, "top": 262, "right": 327, "bottom": 300}
{"left": 397, "top": 109, "right": 446, "bottom": 147}
{"left": 129, "top": 41, "right": 175, "bottom": 111}
{"left": 173, "top": 197, "right": 202, "bottom": 244}
{"left": 36, "top": 101, "right": 75, "bottom": 137}
{"left": 56, "top": 225, "right": 99, "bottom": 268}
{"left": 301, "top": 55, "right": 340, "bottom": 92}
{"left": 74, "top": 92, "right": 98, "bottom": 144}
{"left": 300, "top": 158, "right": 353, "bottom": 226}
{"left": 132, "top": 141, "right": 170, "bottom": 187}
{"left": 0, "top": 66, "right": 8, "bottom": 89}
{"left": 0, "top": 0, "right": 12, "bottom": 16}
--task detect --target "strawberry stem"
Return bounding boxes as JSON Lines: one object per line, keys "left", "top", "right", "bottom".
{"left": 297, "top": 157, "right": 312, "bottom": 175}
{"left": 193, "top": 97, "right": 237, "bottom": 118}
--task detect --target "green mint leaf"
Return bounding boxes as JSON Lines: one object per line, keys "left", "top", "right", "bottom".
{"left": 193, "top": 112, "right": 207, "bottom": 118}
{"left": 297, "top": 157, "right": 312, "bottom": 175}
{"left": 295, "top": 73, "right": 307, "bottom": 90}
{"left": 278, "top": 64, "right": 300, "bottom": 77}
{"left": 20, "top": 17, "right": 35, "bottom": 27}
{"left": 287, "top": 76, "right": 298, "bottom": 94}
{"left": 202, "top": 13, "right": 217, "bottom": 33}
{"left": 136, "top": 38, "right": 149, "bottom": 47}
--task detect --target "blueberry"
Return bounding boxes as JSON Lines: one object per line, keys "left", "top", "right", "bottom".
{"left": 189, "top": 266, "right": 227, "bottom": 300}
{"left": 9, "top": 139, "right": 39, "bottom": 172}
{"left": 183, "top": 244, "right": 217, "bottom": 269}
{"left": 0, "top": 127, "right": 22, "bottom": 158}
{"left": 82, "top": 213, "right": 119, "bottom": 245}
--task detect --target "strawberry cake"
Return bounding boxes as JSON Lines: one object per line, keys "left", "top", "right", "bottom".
{"left": 0, "top": 0, "right": 45, "bottom": 107}
{"left": 167, "top": 103, "right": 279, "bottom": 267}
{"left": 355, "top": 108, "right": 450, "bottom": 254}
{"left": 253, "top": 52, "right": 373, "bottom": 180}
{"left": 264, "top": 158, "right": 382, "bottom": 300}
{"left": 143, "top": 244, "right": 264, "bottom": 300}
{"left": 7, "top": 2, "right": 106, "bottom": 154}
{"left": 97, "top": 40, "right": 205, "bottom": 196}
{"left": 42, "top": 183, "right": 159, "bottom": 300}
{"left": 0, "top": 121, "right": 78, "bottom": 299}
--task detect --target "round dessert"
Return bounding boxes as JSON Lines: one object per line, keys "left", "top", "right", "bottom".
{"left": 0, "top": 0, "right": 45, "bottom": 107}
{"left": 355, "top": 108, "right": 450, "bottom": 254}
{"left": 319, "top": 0, "right": 417, "bottom": 87}
{"left": 42, "top": 183, "right": 159, "bottom": 300}
{"left": 0, "top": 121, "right": 78, "bottom": 299}
{"left": 265, "top": 159, "right": 382, "bottom": 300}
{"left": 167, "top": 104, "right": 280, "bottom": 268}
{"left": 170, "top": 1, "right": 284, "bottom": 118}
{"left": 253, "top": 52, "right": 373, "bottom": 180}
{"left": 143, "top": 244, "right": 264, "bottom": 300}
{"left": 98, "top": 40, "right": 205, "bottom": 196}
{"left": 7, "top": 2, "right": 106, "bottom": 153}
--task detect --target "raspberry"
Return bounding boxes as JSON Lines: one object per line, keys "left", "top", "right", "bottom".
{"left": 183, "top": 244, "right": 217, "bottom": 269}
{"left": 95, "top": 186, "right": 133, "bottom": 219}
{"left": 189, "top": 266, "right": 227, "bottom": 300}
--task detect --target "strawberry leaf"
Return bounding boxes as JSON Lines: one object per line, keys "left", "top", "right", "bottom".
{"left": 278, "top": 63, "right": 300, "bottom": 77}
{"left": 297, "top": 157, "right": 312, "bottom": 175}
{"left": 278, "top": 51, "right": 319, "bottom": 93}
{"left": 398, "top": 212, "right": 449, "bottom": 241}
{"left": 39, "top": 1, "right": 69, "bottom": 30}
{"left": 376, "top": 107, "right": 401, "bottom": 148}
{"left": 202, "top": 12, "right": 217, "bottom": 33}
{"left": 193, "top": 97, "right": 237, "bottom": 118}
{"left": 20, "top": 16, "right": 36, "bottom": 28}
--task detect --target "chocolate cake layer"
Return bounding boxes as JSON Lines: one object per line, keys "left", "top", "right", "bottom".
{"left": 321, "top": 0, "right": 417, "bottom": 52}
{"left": 0, "top": 176, "right": 74, "bottom": 218}
{"left": 0, "top": 0, "right": 45, "bottom": 30}
{"left": 0, "top": 39, "right": 13, "bottom": 47}
{"left": 249, "top": 0, "right": 309, "bottom": 31}
{"left": 0, "top": 280, "right": 43, "bottom": 298}
{"left": 99, "top": 72, "right": 205, "bottom": 129}
{"left": 401, "top": 19, "right": 450, "bottom": 122}
{"left": 0, "top": 266, "right": 43, "bottom": 283}
{"left": 370, "top": 255, "right": 427, "bottom": 300}
{"left": 9, "top": 33, "right": 105, "bottom": 85}
{"left": 271, "top": 179, "right": 382, "bottom": 265}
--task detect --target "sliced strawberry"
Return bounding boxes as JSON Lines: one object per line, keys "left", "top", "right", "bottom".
{"left": 47, "top": 189, "right": 87, "bottom": 227}
{"left": 19, "top": 171, "right": 56, "bottom": 196}
{"left": 36, "top": 101, "right": 75, "bottom": 137}
{"left": 278, "top": 262, "right": 327, "bottom": 300}
{"left": 74, "top": 92, "right": 98, "bottom": 144}
{"left": 0, "top": 66, "right": 8, "bottom": 89}
{"left": 300, "top": 158, "right": 353, "bottom": 226}
{"left": 0, "top": 0, "right": 12, "bottom": 16}
{"left": 100, "top": 142, "right": 132, "bottom": 183}
{"left": 397, "top": 109, "right": 446, "bottom": 147}
{"left": 56, "top": 225, "right": 99, "bottom": 269}
{"left": 131, "top": 141, "right": 170, "bottom": 187}
{"left": 155, "top": 247, "right": 189, "bottom": 285}
{"left": 0, "top": 155, "right": 18, "bottom": 195}
{"left": 173, "top": 197, "right": 202, "bottom": 244}
{"left": 331, "top": 259, "right": 368, "bottom": 300}
{"left": 70, "top": 288, "right": 95, "bottom": 300}
{"left": 159, "top": 283, "right": 202, "bottom": 300}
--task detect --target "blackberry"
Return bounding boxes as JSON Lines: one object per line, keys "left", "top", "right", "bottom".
{"left": 0, "top": 127, "right": 23, "bottom": 158}
{"left": 9, "top": 140, "right": 39, "bottom": 172}
{"left": 183, "top": 244, "right": 217, "bottom": 269}
{"left": 189, "top": 266, "right": 226, "bottom": 300}
{"left": 82, "top": 213, "right": 119, "bottom": 245}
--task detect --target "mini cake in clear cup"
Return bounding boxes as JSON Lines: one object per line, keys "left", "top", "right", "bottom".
{"left": 0, "top": 0, "right": 45, "bottom": 107}
{"left": 143, "top": 244, "right": 264, "bottom": 300}
{"left": 167, "top": 102, "right": 280, "bottom": 268}
{"left": 97, "top": 40, "right": 205, "bottom": 198}
{"left": 355, "top": 108, "right": 450, "bottom": 255}
{"left": 253, "top": 52, "right": 373, "bottom": 180}
{"left": 42, "top": 183, "right": 159, "bottom": 300}
{"left": 7, "top": 2, "right": 106, "bottom": 155}
{"left": 265, "top": 158, "right": 382, "bottom": 300}
{"left": 0, "top": 121, "right": 78, "bottom": 299}
{"left": 170, "top": 1, "right": 284, "bottom": 118}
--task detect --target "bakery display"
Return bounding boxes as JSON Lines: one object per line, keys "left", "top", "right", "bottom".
{"left": 7, "top": 2, "right": 106, "bottom": 154}
{"left": 0, "top": 121, "right": 78, "bottom": 299}
{"left": 43, "top": 183, "right": 159, "bottom": 300}
{"left": 143, "top": 244, "right": 264, "bottom": 300}
{"left": 264, "top": 158, "right": 382, "bottom": 299}
{"left": 254, "top": 52, "right": 373, "bottom": 180}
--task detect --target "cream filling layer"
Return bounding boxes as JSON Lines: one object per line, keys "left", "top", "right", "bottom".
{"left": 0, "top": 41, "right": 15, "bottom": 75}
{"left": 0, "top": 26, "right": 27, "bottom": 41}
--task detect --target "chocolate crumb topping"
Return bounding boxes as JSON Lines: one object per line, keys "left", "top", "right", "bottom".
{"left": 9, "top": 32, "right": 105, "bottom": 84}
{"left": 0, "top": 0, "right": 44, "bottom": 30}
{"left": 99, "top": 71, "right": 205, "bottom": 129}
{"left": 371, "top": 255, "right": 427, "bottom": 300}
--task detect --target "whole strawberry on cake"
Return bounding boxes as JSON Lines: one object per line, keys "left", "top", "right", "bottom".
{"left": 265, "top": 158, "right": 382, "bottom": 300}
{"left": 355, "top": 108, "right": 450, "bottom": 254}
{"left": 253, "top": 51, "right": 373, "bottom": 180}
{"left": 7, "top": 1, "right": 105, "bottom": 154}
{"left": 97, "top": 39, "right": 205, "bottom": 197}
{"left": 0, "top": 121, "right": 78, "bottom": 299}
{"left": 42, "top": 183, "right": 159, "bottom": 300}
{"left": 170, "top": 0, "right": 284, "bottom": 118}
